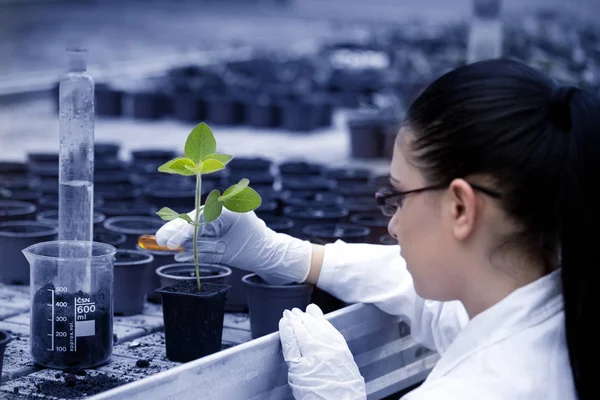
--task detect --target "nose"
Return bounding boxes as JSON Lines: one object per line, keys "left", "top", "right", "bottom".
{"left": 387, "top": 212, "right": 398, "bottom": 239}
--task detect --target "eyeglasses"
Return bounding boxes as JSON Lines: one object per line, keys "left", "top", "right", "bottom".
{"left": 375, "top": 182, "right": 502, "bottom": 216}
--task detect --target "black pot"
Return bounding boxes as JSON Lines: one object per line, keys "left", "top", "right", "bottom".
{"left": 156, "top": 263, "right": 232, "bottom": 288}
{"left": 122, "top": 91, "right": 167, "bottom": 120}
{"left": 94, "top": 228, "right": 127, "bottom": 248}
{"left": 302, "top": 223, "right": 370, "bottom": 244}
{"left": 94, "top": 142, "right": 121, "bottom": 160}
{"left": 279, "top": 161, "right": 324, "bottom": 177}
{"left": 322, "top": 167, "right": 371, "bottom": 183}
{"left": 245, "top": 102, "right": 280, "bottom": 128}
{"left": 0, "top": 176, "right": 41, "bottom": 190}
{"left": 171, "top": 93, "right": 205, "bottom": 122}
{"left": 135, "top": 246, "right": 178, "bottom": 303}
{"left": 2, "top": 188, "right": 42, "bottom": 203}
{"left": 94, "top": 172, "right": 132, "bottom": 187}
{"left": 27, "top": 152, "right": 58, "bottom": 164}
{"left": 103, "top": 216, "right": 165, "bottom": 250}
{"left": 130, "top": 149, "right": 177, "bottom": 164}
{"left": 0, "top": 221, "right": 58, "bottom": 284}
{"left": 349, "top": 212, "right": 391, "bottom": 244}
{"left": 334, "top": 182, "right": 379, "bottom": 198}
{"left": 379, "top": 234, "right": 397, "bottom": 245}
{"left": 280, "top": 191, "right": 344, "bottom": 209}
{"left": 0, "top": 162, "right": 29, "bottom": 177}
{"left": 347, "top": 115, "right": 385, "bottom": 159}
{"left": 145, "top": 189, "right": 197, "bottom": 212}
{"left": 157, "top": 281, "right": 230, "bottom": 362}
{"left": 261, "top": 215, "right": 294, "bottom": 234}
{"left": 95, "top": 202, "right": 158, "bottom": 219}
{"left": 0, "top": 200, "right": 37, "bottom": 221}
{"left": 95, "top": 84, "right": 123, "bottom": 117}
{"left": 29, "top": 162, "right": 59, "bottom": 180}
{"left": 227, "top": 157, "right": 272, "bottom": 173}
{"left": 95, "top": 186, "right": 142, "bottom": 202}
{"left": 0, "top": 330, "right": 12, "bottom": 378}
{"left": 280, "top": 176, "right": 335, "bottom": 192}
{"left": 242, "top": 274, "right": 313, "bottom": 338}
{"left": 113, "top": 250, "right": 154, "bottom": 315}
{"left": 224, "top": 172, "right": 274, "bottom": 192}
{"left": 342, "top": 196, "right": 380, "bottom": 216}
{"left": 36, "top": 209, "right": 106, "bottom": 228}
{"left": 38, "top": 180, "right": 58, "bottom": 194}
{"left": 281, "top": 100, "right": 321, "bottom": 132}
{"left": 95, "top": 158, "right": 127, "bottom": 172}
{"left": 205, "top": 95, "right": 244, "bottom": 125}
{"left": 283, "top": 206, "right": 349, "bottom": 238}
{"left": 255, "top": 200, "right": 279, "bottom": 218}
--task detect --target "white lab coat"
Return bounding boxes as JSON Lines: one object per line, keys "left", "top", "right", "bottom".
{"left": 316, "top": 241, "right": 577, "bottom": 399}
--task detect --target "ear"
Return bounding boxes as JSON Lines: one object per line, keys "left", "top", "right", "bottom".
{"left": 447, "top": 179, "right": 477, "bottom": 241}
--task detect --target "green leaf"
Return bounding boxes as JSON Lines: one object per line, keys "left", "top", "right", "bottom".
{"left": 185, "top": 123, "right": 216, "bottom": 164}
{"left": 198, "top": 159, "right": 225, "bottom": 174}
{"left": 203, "top": 153, "right": 233, "bottom": 165}
{"left": 218, "top": 178, "right": 249, "bottom": 201}
{"left": 157, "top": 157, "right": 196, "bottom": 176}
{"left": 203, "top": 190, "right": 223, "bottom": 223}
{"left": 156, "top": 207, "right": 192, "bottom": 223}
{"left": 222, "top": 187, "right": 262, "bottom": 213}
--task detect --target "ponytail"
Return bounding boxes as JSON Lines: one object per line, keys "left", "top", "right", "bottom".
{"left": 558, "top": 87, "right": 599, "bottom": 400}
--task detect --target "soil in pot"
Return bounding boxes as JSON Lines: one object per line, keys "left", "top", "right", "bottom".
{"left": 94, "top": 228, "right": 127, "bottom": 248}
{"left": 280, "top": 191, "right": 344, "bottom": 209}
{"left": 0, "top": 330, "right": 11, "bottom": 378}
{"left": 0, "top": 221, "right": 58, "bottom": 284}
{"left": 0, "top": 200, "right": 37, "bottom": 221}
{"left": 23, "top": 371, "right": 132, "bottom": 399}
{"left": 281, "top": 176, "right": 335, "bottom": 192}
{"left": 261, "top": 215, "right": 294, "bottom": 234}
{"left": 135, "top": 246, "right": 178, "bottom": 303}
{"left": 349, "top": 212, "right": 391, "bottom": 244}
{"left": 157, "top": 280, "right": 230, "bottom": 362}
{"left": 278, "top": 161, "right": 323, "bottom": 177}
{"left": 156, "top": 263, "right": 231, "bottom": 288}
{"left": 243, "top": 273, "right": 313, "bottom": 338}
{"left": 31, "top": 283, "right": 112, "bottom": 369}
{"left": 103, "top": 216, "right": 165, "bottom": 250}
{"left": 95, "top": 202, "right": 157, "bottom": 219}
{"left": 283, "top": 206, "right": 349, "bottom": 238}
{"left": 113, "top": 250, "right": 154, "bottom": 316}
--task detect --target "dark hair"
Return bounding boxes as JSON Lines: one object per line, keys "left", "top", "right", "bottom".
{"left": 403, "top": 58, "right": 597, "bottom": 399}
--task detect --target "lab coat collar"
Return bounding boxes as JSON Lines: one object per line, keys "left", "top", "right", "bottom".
{"left": 427, "top": 269, "right": 563, "bottom": 379}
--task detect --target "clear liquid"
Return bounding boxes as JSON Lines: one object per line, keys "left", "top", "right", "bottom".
{"left": 58, "top": 180, "right": 93, "bottom": 242}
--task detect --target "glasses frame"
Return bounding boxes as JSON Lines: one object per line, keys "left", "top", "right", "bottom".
{"left": 375, "top": 182, "right": 502, "bottom": 216}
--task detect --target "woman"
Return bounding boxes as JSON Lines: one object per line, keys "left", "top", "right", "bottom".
{"left": 156, "top": 59, "right": 595, "bottom": 399}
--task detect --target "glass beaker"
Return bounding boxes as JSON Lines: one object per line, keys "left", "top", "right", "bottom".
{"left": 22, "top": 240, "right": 116, "bottom": 369}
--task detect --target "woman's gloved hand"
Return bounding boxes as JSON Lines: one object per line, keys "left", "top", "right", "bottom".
{"left": 279, "top": 304, "right": 367, "bottom": 400}
{"left": 155, "top": 208, "right": 312, "bottom": 285}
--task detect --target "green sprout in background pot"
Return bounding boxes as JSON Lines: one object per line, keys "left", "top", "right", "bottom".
{"left": 156, "top": 122, "right": 262, "bottom": 290}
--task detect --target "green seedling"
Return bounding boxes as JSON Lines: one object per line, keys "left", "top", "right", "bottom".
{"left": 156, "top": 122, "right": 262, "bottom": 289}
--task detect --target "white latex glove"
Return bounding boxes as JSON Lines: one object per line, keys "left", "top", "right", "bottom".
{"left": 155, "top": 208, "right": 312, "bottom": 285}
{"left": 279, "top": 304, "right": 367, "bottom": 400}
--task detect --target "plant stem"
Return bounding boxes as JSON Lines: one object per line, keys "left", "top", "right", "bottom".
{"left": 193, "top": 173, "right": 202, "bottom": 290}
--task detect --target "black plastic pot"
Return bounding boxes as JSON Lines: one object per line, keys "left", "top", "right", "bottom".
{"left": 156, "top": 263, "right": 231, "bottom": 288}
{"left": 0, "top": 161, "right": 29, "bottom": 177}
{"left": 280, "top": 176, "right": 335, "bottom": 192}
{"left": 113, "top": 250, "right": 154, "bottom": 315}
{"left": 342, "top": 196, "right": 380, "bottom": 216}
{"left": 349, "top": 212, "right": 390, "bottom": 244}
{"left": 27, "top": 152, "right": 58, "bottom": 164}
{"left": 0, "top": 176, "right": 41, "bottom": 190}
{"left": 322, "top": 167, "right": 371, "bottom": 183}
{"left": 29, "top": 162, "right": 58, "bottom": 181}
{"left": 283, "top": 206, "right": 349, "bottom": 239}
{"left": 281, "top": 100, "right": 321, "bottom": 132}
{"left": 261, "top": 215, "right": 294, "bottom": 234}
{"left": 157, "top": 281, "right": 230, "bottom": 362}
{"left": 245, "top": 102, "right": 280, "bottom": 128}
{"left": 279, "top": 161, "right": 324, "bottom": 177}
{"left": 95, "top": 202, "right": 158, "bottom": 219}
{"left": 347, "top": 115, "right": 384, "bottom": 159}
{"left": 0, "top": 221, "right": 58, "bottom": 284}
{"left": 36, "top": 209, "right": 106, "bottom": 228}
{"left": 227, "top": 157, "right": 272, "bottom": 173}
{"left": 171, "top": 93, "right": 205, "bottom": 122}
{"left": 379, "top": 234, "right": 398, "bottom": 245}
{"left": 0, "top": 200, "right": 37, "bottom": 221}
{"left": 302, "top": 223, "right": 370, "bottom": 244}
{"left": 103, "top": 216, "right": 165, "bottom": 250}
{"left": 38, "top": 180, "right": 58, "bottom": 194}
{"left": 94, "top": 142, "right": 121, "bottom": 160}
{"left": 205, "top": 95, "right": 244, "bottom": 125}
{"left": 95, "top": 158, "right": 127, "bottom": 173}
{"left": 2, "top": 189, "right": 42, "bottom": 203}
{"left": 145, "top": 189, "right": 196, "bottom": 212}
{"left": 0, "top": 330, "right": 12, "bottom": 378}
{"left": 95, "top": 84, "right": 123, "bottom": 117}
{"left": 94, "top": 172, "right": 132, "bottom": 187}
{"left": 122, "top": 91, "right": 166, "bottom": 120}
{"left": 130, "top": 149, "right": 177, "bottom": 164}
{"left": 135, "top": 246, "right": 178, "bottom": 303}
{"left": 255, "top": 200, "right": 279, "bottom": 218}
{"left": 280, "top": 191, "right": 344, "bottom": 209}
{"left": 95, "top": 186, "right": 142, "bottom": 202}
{"left": 334, "top": 182, "right": 379, "bottom": 198}
{"left": 225, "top": 172, "right": 274, "bottom": 192}
{"left": 243, "top": 273, "right": 313, "bottom": 338}
{"left": 94, "top": 228, "right": 127, "bottom": 248}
